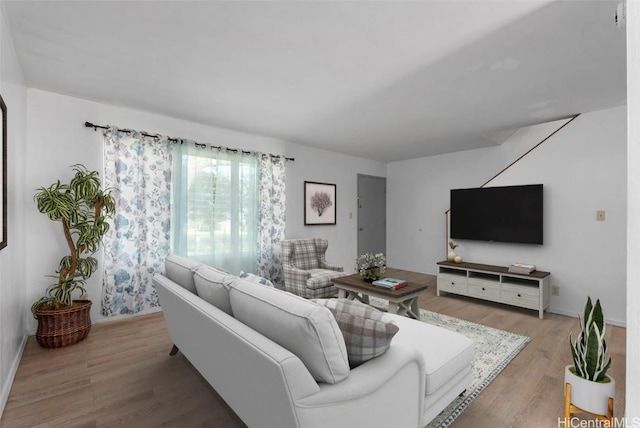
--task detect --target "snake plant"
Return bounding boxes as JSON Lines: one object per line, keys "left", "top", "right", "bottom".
{"left": 31, "top": 164, "right": 116, "bottom": 314}
{"left": 569, "top": 297, "right": 612, "bottom": 382}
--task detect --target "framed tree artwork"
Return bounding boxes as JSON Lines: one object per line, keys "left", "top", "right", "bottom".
{"left": 304, "top": 181, "right": 336, "bottom": 225}
{"left": 0, "top": 94, "right": 6, "bottom": 250}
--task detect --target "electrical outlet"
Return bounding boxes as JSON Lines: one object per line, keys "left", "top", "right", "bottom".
{"left": 552, "top": 285, "right": 560, "bottom": 296}
{"left": 597, "top": 210, "right": 606, "bottom": 221}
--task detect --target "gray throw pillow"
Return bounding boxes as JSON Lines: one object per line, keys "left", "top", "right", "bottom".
{"left": 164, "top": 254, "right": 202, "bottom": 294}
{"left": 229, "top": 280, "right": 349, "bottom": 384}
{"left": 194, "top": 266, "right": 235, "bottom": 315}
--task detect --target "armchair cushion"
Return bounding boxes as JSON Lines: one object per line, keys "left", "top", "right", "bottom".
{"left": 307, "top": 269, "right": 346, "bottom": 289}
{"left": 291, "top": 240, "right": 320, "bottom": 270}
{"left": 313, "top": 299, "right": 399, "bottom": 368}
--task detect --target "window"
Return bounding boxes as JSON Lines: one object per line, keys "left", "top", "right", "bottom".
{"left": 172, "top": 146, "right": 259, "bottom": 274}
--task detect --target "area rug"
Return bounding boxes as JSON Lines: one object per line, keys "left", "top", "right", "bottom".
{"left": 369, "top": 298, "right": 531, "bottom": 428}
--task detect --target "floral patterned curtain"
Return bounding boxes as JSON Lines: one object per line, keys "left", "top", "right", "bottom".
{"left": 257, "top": 154, "right": 286, "bottom": 285}
{"left": 101, "top": 127, "right": 173, "bottom": 316}
{"left": 101, "top": 125, "right": 288, "bottom": 315}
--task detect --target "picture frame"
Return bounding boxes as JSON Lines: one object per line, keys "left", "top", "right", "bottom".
{"left": 304, "top": 181, "right": 336, "bottom": 225}
{"left": 0, "top": 94, "right": 6, "bottom": 250}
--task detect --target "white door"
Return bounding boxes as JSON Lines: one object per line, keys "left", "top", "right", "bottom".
{"left": 357, "top": 174, "right": 386, "bottom": 256}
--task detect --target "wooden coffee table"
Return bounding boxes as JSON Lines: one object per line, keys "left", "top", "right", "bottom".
{"left": 332, "top": 270, "right": 430, "bottom": 319}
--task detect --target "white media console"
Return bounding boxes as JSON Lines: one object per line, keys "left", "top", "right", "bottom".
{"left": 437, "top": 261, "right": 551, "bottom": 319}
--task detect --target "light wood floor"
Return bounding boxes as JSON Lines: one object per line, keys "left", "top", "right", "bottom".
{"left": 1, "top": 270, "right": 626, "bottom": 428}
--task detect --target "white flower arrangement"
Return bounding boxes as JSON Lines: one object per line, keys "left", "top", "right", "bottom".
{"left": 355, "top": 252, "right": 386, "bottom": 281}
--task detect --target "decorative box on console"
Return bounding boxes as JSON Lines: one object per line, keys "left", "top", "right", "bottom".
{"left": 508, "top": 263, "right": 536, "bottom": 274}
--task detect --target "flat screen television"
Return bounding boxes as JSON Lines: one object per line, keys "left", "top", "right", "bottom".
{"left": 450, "top": 184, "right": 543, "bottom": 245}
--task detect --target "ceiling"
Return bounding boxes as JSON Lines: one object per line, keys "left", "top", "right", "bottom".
{"left": 3, "top": 1, "right": 627, "bottom": 162}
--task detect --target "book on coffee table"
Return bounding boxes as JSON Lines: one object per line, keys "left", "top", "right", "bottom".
{"left": 372, "top": 278, "right": 408, "bottom": 290}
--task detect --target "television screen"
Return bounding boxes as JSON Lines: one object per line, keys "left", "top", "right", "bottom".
{"left": 450, "top": 184, "right": 543, "bottom": 245}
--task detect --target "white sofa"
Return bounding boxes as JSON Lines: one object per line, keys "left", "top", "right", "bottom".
{"left": 154, "top": 255, "right": 474, "bottom": 428}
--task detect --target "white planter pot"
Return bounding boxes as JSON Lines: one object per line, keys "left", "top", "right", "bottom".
{"left": 565, "top": 365, "right": 615, "bottom": 416}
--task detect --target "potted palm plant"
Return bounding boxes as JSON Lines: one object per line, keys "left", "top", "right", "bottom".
{"left": 32, "top": 164, "right": 115, "bottom": 348}
{"left": 565, "top": 296, "right": 615, "bottom": 418}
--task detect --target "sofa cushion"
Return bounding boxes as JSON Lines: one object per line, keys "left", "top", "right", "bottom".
{"left": 313, "top": 299, "right": 399, "bottom": 368}
{"left": 229, "top": 279, "right": 349, "bottom": 384}
{"left": 291, "top": 240, "right": 320, "bottom": 270}
{"left": 164, "top": 254, "right": 202, "bottom": 294}
{"left": 194, "top": 266, "right": 235, "bottom": 316}
{"left": 384, "top": 313, "right": 475, "bottom": 394}
{"left": 239, "top": 271, "right": 274, "bottom": 287}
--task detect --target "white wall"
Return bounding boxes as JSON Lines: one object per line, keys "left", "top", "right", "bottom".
{"left": 388, "top": 105, "right": 627, "bottom": 325}
{"left": 0, "top": 4, "right": 27, "bottom": 417}
{"left": 285, "top": 144, "right": 386, "bottom": 272}
{"left": 626, "top": 0, "right": 639, "bottom": 417}
{"left": 23, "top": 89, "right": 384, "bottom": 331}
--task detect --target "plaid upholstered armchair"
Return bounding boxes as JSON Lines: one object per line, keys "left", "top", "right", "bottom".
{"left": 281, "top": 238, "right": 346, "bottom": 298}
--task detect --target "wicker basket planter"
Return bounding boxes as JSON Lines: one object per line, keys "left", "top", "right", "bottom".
{"left": 35, "top": 300, "right": 92, "bottom": 348}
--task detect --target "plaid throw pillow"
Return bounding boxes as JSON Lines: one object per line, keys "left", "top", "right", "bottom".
{"left": 313, "top": 299, "right": 399, "bottom": 368}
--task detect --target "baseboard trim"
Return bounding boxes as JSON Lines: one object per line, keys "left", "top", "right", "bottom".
{"left": 26, "top": 305, "right": 165, "bottom": 335}
{"left": 93, "top": 305, "right": 163, "bottom": 325}
{"left": 0, "top": 332, "right": 28, "bottom": 420}
{"left": 546, "top": 307, "right": 626, "bottom": 328}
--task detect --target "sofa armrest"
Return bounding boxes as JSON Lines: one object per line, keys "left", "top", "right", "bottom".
{"left": 293, "top": 344, "right": 425, "bottom": 428}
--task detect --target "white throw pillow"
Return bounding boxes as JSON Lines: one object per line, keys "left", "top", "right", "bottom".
{"left": 229, "top": 279, "right": 349, "bottom": 384}
{"left": 239, "top": 271, "right": 274, "bottom": 287}
{"left": 194, "top": 266, "right": 235, "bottom": 316}
{"left": 164, "top": 254, "right": 202, "bottom": 294}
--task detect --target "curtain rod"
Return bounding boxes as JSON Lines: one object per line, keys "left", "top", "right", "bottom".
{"left": 84, "top": 121, "right": 294, "bottom": 161}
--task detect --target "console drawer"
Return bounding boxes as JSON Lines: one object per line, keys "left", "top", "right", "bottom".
{"left": 468, "top": 280, "right": 500, "bottom": 300}
{"left": 438, "top": 274, "right": 467, "bottom": 293}
{"left": 501, "top": 283, "right": 539, "bottom": 309}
